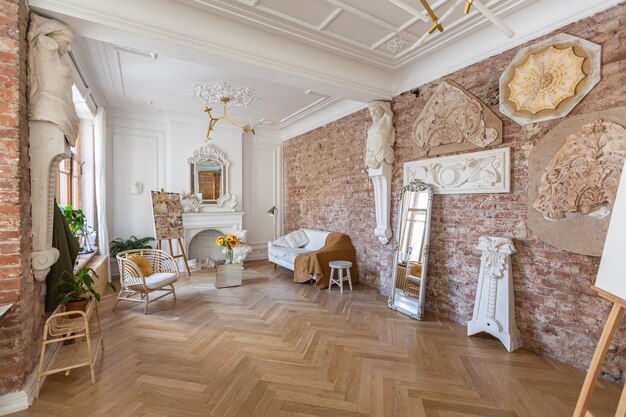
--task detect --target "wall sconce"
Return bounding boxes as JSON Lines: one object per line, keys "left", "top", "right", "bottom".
{"left": 129, "top": 181, "right": 143, "bottom": 194}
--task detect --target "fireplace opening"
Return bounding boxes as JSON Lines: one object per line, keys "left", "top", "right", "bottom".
{"left": 188, "top": 228, "right": 227, "bottom": 265}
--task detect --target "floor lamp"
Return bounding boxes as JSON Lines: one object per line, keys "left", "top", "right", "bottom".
{"left": 267, "top": 206, "right": 278, "bottom": 240}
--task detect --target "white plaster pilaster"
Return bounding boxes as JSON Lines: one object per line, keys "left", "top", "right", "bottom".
{"left": 468, "top": 236, "right": 522, "bottom": 352}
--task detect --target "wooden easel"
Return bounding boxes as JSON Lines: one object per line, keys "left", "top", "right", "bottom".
{"left": 157, "top": 238, "right": 191, "bottom": 276}
{"left": 573, "top": 285, "right": 626, "bottom": 417}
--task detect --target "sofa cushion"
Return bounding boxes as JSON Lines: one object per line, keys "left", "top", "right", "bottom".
{"left": 269, "top": 246, "right": 310, "bottom": 263}
{"left": 144, "top": 272, "right": 178, "bottom": 290}
{"left": 272, "top": 229, "right": 310, "bottom": 248}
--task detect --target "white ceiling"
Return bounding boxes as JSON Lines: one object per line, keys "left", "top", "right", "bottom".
{"left": 32, "top": 0, "right": 621, "bottom": 138}
{"left": 177, "top": 0, "right": 531, "bottom": 69}
{"left": 77, "top": 37, "right": 345, "bottom": 130}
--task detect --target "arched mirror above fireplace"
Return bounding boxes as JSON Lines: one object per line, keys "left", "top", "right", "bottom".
{"left": 188, "top": 144, "right": 238, "bottom": 209}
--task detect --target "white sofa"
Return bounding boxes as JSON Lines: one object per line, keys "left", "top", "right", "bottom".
{"left": 268, "top": 229, "right": 330, "bottom": 271}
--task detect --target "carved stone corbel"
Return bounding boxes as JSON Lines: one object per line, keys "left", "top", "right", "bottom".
{"left": 368, "top": 164, "right": 392, "bottom": 244}
{"left": 467, "top": 236, "right": 522, "bottom": 352}
{"left": 366, "top": 101, "right": 395, "bottom": 244}
{"left": 30, "top": 121, "right": 71, "bottom": 280}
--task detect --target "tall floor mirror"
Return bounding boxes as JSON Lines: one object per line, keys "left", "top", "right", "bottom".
{"left": 388, "top": 179, "right": 433, "bottom": 320}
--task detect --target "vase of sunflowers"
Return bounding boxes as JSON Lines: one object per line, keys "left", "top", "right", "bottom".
{"left": 216, "top": 233, "right": 240, "bottom": 264}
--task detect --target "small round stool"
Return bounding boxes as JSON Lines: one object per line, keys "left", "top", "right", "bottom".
{"left": 328, "top": 261, "right": 353, "bottom": 294}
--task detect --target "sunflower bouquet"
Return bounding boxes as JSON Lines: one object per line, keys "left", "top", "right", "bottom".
{"left": 216, "top": 233, "right": 240, "bottom": 264}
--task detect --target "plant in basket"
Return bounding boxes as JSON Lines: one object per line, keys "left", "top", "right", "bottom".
{"left": 215, "top": 234, "right": 240, "bottom": 264}
{"left": 52, "top": 267, "right": 116, "bottom": 315}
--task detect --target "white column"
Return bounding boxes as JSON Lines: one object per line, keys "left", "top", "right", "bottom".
{"left": 467, "top": 236, "right": 522, "bottom": 352}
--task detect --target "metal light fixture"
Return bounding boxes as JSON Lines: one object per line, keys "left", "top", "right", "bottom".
{"left": 267, "top": 206, "right": 278, "bottom": 240}
{"left": 390, "top": 0, "right": 515, "bottom": 56}
{"left": 192, "top": 82, "right": 260, "bottom": 140}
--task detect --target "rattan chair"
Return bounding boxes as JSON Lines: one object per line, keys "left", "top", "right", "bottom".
{"left": 115, "top": 249, "right": 179, "bottom": 314}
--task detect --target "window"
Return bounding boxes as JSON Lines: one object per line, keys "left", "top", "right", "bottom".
{"left": 57, "top": 138, "right": 81, "bottom": 208}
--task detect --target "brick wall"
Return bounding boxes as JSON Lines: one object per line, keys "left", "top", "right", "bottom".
{"left": 284, "top": 4, "right": 626, "bottom": 382}
{"left": 0, "top": 0, "right": 44, "bottom": 395}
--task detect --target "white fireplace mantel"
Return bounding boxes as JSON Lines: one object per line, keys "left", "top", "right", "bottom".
{"left": 182, "top": 211, "right": 244, "bottom": 253}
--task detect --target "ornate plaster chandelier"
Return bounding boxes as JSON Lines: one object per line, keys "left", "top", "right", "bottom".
{"left": 192, "top": 82, "right": 260, "bottom": 140}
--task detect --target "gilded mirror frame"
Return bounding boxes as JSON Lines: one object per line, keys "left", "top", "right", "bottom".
{"left": 187, "top": 144, "right": 230, "bottom": 205}
{"left": 388, "top": 179, "right": 433, "bottom": 320}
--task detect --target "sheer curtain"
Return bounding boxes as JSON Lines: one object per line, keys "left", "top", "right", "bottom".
{"left": 94, "top": 107, "right": 109, "bottom": 257}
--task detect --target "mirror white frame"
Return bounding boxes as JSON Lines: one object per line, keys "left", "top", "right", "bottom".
{"left": 388, "top": 179, "right": 433, "bottom": 320}
{"left": 187, "top": 144, "right": 237, "bottom": 208}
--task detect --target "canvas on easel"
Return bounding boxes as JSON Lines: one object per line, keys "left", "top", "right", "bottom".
{"left": 150, "top": 191, "right": 191, "bottom": 275}
{"left": 574, "top": 160, "right": 626, "bottom": 417}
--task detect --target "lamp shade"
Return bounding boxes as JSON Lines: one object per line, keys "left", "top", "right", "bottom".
{"left": 267, "top": 206, "right": 278, "bottom": 217}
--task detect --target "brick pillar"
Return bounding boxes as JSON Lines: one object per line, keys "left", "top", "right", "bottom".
{"left": 0, "top": 0, "right": 44, "bottom": 395}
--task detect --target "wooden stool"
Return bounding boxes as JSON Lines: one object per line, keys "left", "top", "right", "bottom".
{"left": 328, "top": 261, "right": 353, "bottom": 294}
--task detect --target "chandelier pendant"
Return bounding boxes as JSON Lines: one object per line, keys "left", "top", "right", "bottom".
{"left": 193, "top": 82, "right": 259, "bottom": 141}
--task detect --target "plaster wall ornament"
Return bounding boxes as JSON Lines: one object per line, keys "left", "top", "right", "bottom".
{"left": 366, "top": 101, "right": 395, "bottom": 244}
{"left": 30, "top": 121, "right": 71, "bottom": 280}
{"left": 500, "top": 33, "right": 601, "bottom": 125}
{"left": 534, "top": 120, "right": 626, "bottom": 221}
{"left": 528, "top": 107, "right": 626, "bottom": 256}
{"left": 28, "top": 13, "right": 79, "bottom": 145}
{"left": 412, "top": 80, "right": 502, "bottom": 157}
{"left": 216, "top": 193, "right": 238, "bottom": 210}
{"left": 468, "top": 236, "right": 522, "bottom": 352}
{"left": 380, "top": 35, "right": 410, "bottom": 55}
{"left": 404, "top": 147, "right": 510, "bottom": 195}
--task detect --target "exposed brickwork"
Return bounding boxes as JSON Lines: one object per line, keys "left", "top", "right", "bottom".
{"left": 0, "top": 0, "right": 44, "bottom": 396}
{"left": 285, "top": 5, "right": 626, "bottom": 383}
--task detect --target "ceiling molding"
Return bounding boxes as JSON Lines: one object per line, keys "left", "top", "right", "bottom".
{"left": 30, "top": 0, "right": 393, "bottom": 102}
{"left": 280, "top": 100, "right": 367, "bottom": 141}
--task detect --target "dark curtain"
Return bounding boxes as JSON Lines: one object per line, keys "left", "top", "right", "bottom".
{"left": 45, "top": 202, "right": 80, "bottom": 311}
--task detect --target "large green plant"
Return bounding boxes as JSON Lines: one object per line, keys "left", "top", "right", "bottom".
{"left": 109, "top": 236, "right": 155, "bottom": 257}
{"left": 51, "top": 267, "right": 116, "bottom": 305}
{"left": 61, "top": 205, "right": 86, "bottom": 238}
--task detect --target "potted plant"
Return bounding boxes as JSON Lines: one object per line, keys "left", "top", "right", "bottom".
{"left": 61, "top": 205, "right": 95, "bottom": 254}
{"left": 215, "top": 233, "right": 240, "bottom": 264}
{"left": 51, "top": 267, "right": 116, "bottom": 315}
{"left": 109, "top": 236, "right": 155, "bottom": 257}
{"left": 61, "top": 205, "right": 85, "bottom": 238}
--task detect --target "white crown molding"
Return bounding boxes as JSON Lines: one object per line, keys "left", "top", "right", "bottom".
{"left": 280, "top": 99, "right": 367, "bottom": 141}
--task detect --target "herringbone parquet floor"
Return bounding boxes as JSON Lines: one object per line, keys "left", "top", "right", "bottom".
{"left": 13, "top": 261, "right": 621, "bottom": 417}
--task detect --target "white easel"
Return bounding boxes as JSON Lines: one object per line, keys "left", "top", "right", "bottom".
{"left": 573, "top": 161, "right": 626, "bottom": 417}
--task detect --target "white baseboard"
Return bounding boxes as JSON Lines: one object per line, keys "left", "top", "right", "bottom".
{"left": 0, "top": 367, "right": 37, "bottom": 416}
{"left": 0, "top": 342, "right": 57, "bottom": 416}
{"left": 247, "top": 243, "right": 268, "bottom": 261}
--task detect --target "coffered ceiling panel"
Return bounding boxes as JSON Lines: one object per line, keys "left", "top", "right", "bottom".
{"left": 177, "top": 0, "right": 533, "bottom": 68}
{"left": 338, "top": 0, "right": 414, "bottom": 28}
{"left": 325, "top": 12, "right": 392, "bottom": 46}
{"left": 256, "top": 0, "right": 338, "bottom": 27}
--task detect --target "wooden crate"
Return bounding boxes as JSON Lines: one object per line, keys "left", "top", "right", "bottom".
{"left": 215, "top": 263, "right": 242, "bottom": 288}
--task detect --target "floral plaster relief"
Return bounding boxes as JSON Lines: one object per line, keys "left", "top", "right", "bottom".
{"left": 534, "top": 119, "right": 626, "bottom": 221}
{"left": 528, "top": 107, "right": 626, "bottom": 257}
{"left": 500, "top": 33, "right": 601, "bottom": 125}
{"left": 412, "top": 80, "right": 502, "bottom": 157}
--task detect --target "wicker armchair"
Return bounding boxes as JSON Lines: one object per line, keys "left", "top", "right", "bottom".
{"left": 115, "top": 249, "right": 179, "bottom": 314}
